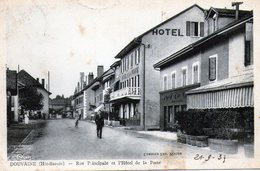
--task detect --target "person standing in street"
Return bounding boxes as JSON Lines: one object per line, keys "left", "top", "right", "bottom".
{"left": 95, "top": 110, "right": 104, "bottom": 139}
{"left": 75, "top": 112, "right": 80, "bottom": 128}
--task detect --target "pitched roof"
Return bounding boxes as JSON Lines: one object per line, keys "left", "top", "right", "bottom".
{"left": 154, "top": 14, "right": 253, "bottom": 69}
{"left": 18, "top": 70, "right": 51, "bottom": 94}
{"left": 115, "top": 4, "right": 204, "bottom": 59}
{"left": 206, "top": 7, "right": 252, "bottom": 19}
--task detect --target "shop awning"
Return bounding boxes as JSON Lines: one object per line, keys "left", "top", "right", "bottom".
{"left": 94, "top": 104, "right": 104, "bottom": 112}
{"left": 187, "top": 72, "right": 254, "bottom": 109}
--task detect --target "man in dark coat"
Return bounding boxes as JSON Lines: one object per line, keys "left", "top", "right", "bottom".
{"left": 95, "top": 110, "right": 104, "bottom": 139}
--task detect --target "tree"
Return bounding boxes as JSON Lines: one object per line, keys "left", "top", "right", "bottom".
{"left": 19, "top": 86, "right": 43, "bottom": 112}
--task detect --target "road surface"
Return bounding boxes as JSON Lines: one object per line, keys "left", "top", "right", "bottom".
{"left": 30, "top": 119, "right": 184, "bottom": 160}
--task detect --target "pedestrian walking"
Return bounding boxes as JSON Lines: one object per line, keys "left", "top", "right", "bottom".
{"left": 75, "top": 112, "right": 80, "bottom": 128}
{"left": 95, "top": 110, "right": 104, "bottom": 139}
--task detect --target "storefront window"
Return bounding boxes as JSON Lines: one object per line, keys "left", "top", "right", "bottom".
{"left": 168, "top": 106, "right": 173, "bottom": 123}
{"left": 174, "top": 105, "right": 180, "bottom": 114}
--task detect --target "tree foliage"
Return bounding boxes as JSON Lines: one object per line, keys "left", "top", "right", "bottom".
{"left": 19, "top": 86, "right": 43, "bottom": 111}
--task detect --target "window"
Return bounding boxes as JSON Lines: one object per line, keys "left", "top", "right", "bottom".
{"left": 136, "top": 48, "right": 140, "bottom": 64}
{"left": 209, "top": 55, "right": 217, "bottom": 81}
{"left": 135, "top": 50, "right": 137, "bottom": 65}
{"left": 181, "top": 67, "right": 188, "bottom": 86}
{"left": 192, "top": 62, "right": 199, "bottom": 84}
{"left": 213, "top": 14, "right": 217, "bottom": 32}
{"left": 245, "top": 41, "right": 251, "bottom": 66}
{"left": 245, "top": 22, "right": 253, "bottom": 66}
{"left": 130, "top": 53, "right": 133, "bottom": 68}
{"left": 126, "top": 56, "right": 129, "bottom": 70}
{"left": 163, "top": 75, "right": 167, "bottom": 90}
{"left": 191, "top": 22, "right": 198, "bottom": 36}
{"left": 174, "top": 105, "right": 180, "bottom": 114}
{"left": 137, "top": 75, "right": 140, "bottom": 87}
{"left": 124, "top": 58, "right": 126, "bottom": 71}
{"left": 171, "top": 71, "right": 176, "bottom": 89}
{"left": 186, "top": 21, "right": 204, "bottom": 37}
{"left": 121, "top": 60, "right": 123, "bottom": 73}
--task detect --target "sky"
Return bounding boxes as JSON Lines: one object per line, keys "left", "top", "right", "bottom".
{"left": 5, "top": 0, "right": 257, "bottom": 98}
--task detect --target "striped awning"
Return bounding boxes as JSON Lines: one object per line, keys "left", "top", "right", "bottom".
{"left": 187, "top": 83, "right": 253, "bottom": 109}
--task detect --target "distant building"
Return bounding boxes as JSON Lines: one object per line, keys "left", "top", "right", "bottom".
{"left": 49, "top": 96, "right": 72, "bottom": 118}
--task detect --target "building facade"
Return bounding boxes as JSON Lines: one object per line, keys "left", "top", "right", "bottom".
{"left": 154, "top": 6, "right": 253, "bottom": 131}
{"left": 110, "top": 4, "right": 206, "bottom": 129}
{"left": 17, "top": 70, "right": 51, "bottom": 119}
{"left": 6, "top": 69, "right": 18, "bottom": 125}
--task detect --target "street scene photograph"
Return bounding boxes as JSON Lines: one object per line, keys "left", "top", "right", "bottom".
{"left": 3, "top": 0, "right": 257, "bottom": 169}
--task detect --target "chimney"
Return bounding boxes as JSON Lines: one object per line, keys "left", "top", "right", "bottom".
{"left": 77, "top": 82, "right": 80, "bottom": 91}
{"left": 97, "top": 65, "right": 104, "bottom": 77}
{"left": 36, "top": 78, "right": 39, "bottom": 82}
{"left": 88, "top": 72, "right": 94, "bottom": 84}
{"left": 232, "top": 2, "right": 243, "bottom": 20}
{"left": 85, "top": 75, "right": 88, "bottom": 84}
{"left": 41, "top": 79, "right": 45, "bottom": 88}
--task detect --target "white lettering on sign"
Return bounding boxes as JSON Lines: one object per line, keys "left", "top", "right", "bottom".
{"left": 152, "top": 28, "right": 184, "bottom": 36}
{"left": 121, "top": 67, "right": 139, "bottom": 80}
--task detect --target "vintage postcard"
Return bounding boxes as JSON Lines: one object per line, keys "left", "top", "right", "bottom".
{"left": 0, "top": 0, "right": 260, "bottom": 170}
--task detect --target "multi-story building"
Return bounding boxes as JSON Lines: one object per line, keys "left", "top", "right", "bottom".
{"left": 153, "top": 6, "right": 253, "bottom": 131}
{"left": 73, "top": 72, "right": 89, "bottom": 118}
{"left": 109, "top": 4, "right": 206, "bottom": 129}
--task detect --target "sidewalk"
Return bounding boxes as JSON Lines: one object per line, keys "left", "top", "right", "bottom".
{"left": 7, "top": 120, "right": 47, "bottom": 158}
{"left": 85, "top": 119, "right": 247, "bottom": 159}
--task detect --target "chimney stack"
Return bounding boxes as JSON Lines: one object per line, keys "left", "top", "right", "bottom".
{"left": 232, "top": 2, "right": 243, "bottom": 20}
{"left": 36, "top": 78, "right": 39, "bottom": 82}
{"left": 41, "top": 79, "right": 45, "bottom": 88}
{"left": 97, "top": 65, "right": 104, "bottom": 77}
{"left": 88, "top": 72, "right": 94, "bottom": 84}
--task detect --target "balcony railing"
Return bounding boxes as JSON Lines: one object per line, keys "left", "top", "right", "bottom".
{"left": 110, "top": 87, "right": 141, "bottom": 101}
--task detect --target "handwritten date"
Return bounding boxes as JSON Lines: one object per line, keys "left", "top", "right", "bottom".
{"left": 194, "top": 154, "right": 226, "bottom": 163}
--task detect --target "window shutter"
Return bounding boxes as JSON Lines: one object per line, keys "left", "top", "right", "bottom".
{"left": 186, "top": 21, "right": 190, "bottom": 36}
{"left": 209, "top": 57, "right": 216, "bottom": 81}
{"left": 200, "top": 22, "right": 204, "bottom": 37}
{"left": 245, "top": 41, "right": 251, "bottom": 66}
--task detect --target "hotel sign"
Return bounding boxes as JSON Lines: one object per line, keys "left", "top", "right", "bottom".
{"left": 161, "top": 91, "right": 186, "bottom": 103}
{"left": 121, "top": 67, "right": 139, "bottom": 80}
{"left": 152, "top": 28, "right": 184, "bottom": 36}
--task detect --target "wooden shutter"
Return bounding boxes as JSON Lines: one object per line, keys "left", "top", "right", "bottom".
{"left": 245, "top": 41, "right": 251, "bottom": 66}
{"left": 186, "top": 21, "right": 190, "bottom": 36}
{"left": 209, "top": 57, "right": 216, "bottom": 81}
{"left": 200, "top": 22, "right": 204, "bottom": 37}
